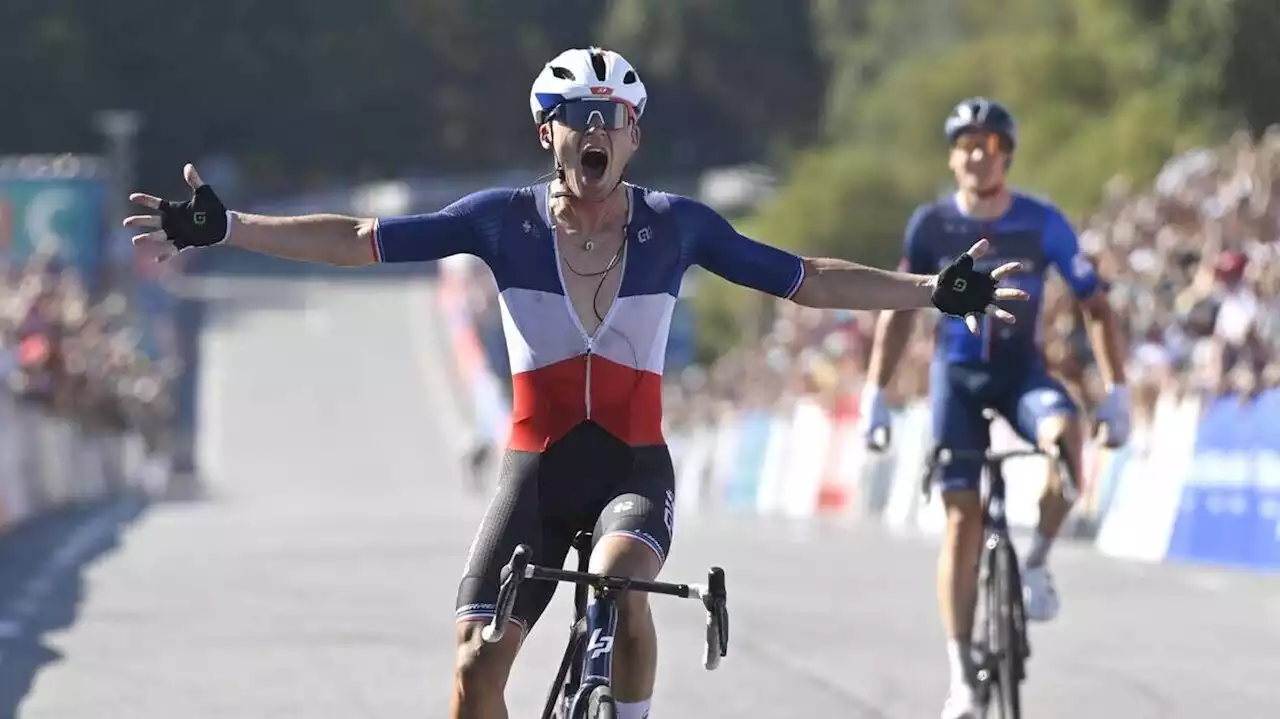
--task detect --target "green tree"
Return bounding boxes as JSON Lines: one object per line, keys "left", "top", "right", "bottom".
{"left": 688, "top": 0, "right": 1231, "bottom": 358}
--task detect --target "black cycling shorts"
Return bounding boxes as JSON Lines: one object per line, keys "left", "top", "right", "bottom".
{"left": 455, "top": 421, "right": 676, "bottom": 637}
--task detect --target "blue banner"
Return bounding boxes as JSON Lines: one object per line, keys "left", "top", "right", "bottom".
{"left": 1166, "top": 390, "right": 1280, "bottom": 570}
{"left": 0, "top": 175, "right": 106, "bottom": 279}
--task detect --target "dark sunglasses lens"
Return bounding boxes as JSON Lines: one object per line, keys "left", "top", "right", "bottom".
{"left": 556, "top": 101, "right": 629, "bottom": 130}
{"left": 954, "top": 132, "right": 1006, "bottom": 154}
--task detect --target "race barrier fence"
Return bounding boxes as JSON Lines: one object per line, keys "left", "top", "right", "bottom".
{"left": 0, "top": 390, "right": 169, "bottom": 535}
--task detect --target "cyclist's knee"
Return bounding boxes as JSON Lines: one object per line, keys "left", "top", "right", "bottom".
{"left": 589, "top": 534, "right": 661, "bottom": 635}
{"left": 453, "top": 619, "right": 520, "bottom": 696}
{"left": 1035, "top": 412, "right": 1078, "bottom": 451}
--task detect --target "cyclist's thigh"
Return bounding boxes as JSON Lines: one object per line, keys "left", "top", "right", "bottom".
{"left": 456, "top": 449, "right": 573, "bottom": 637}
{"left": 997, "top": 366, "right": 1078, "bottom": 445}
{"left": 593, "top": 444, "right": 676, "bottom": 568}
{"left": 931, "top": 362, "right": 991, "bottom": 494}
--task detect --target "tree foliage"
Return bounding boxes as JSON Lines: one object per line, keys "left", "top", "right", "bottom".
{"left": 692, "top": 0, "right": 1280, "bottom": 358}
{"left": 1, "top": 0, "right": 822, "bottom": 196}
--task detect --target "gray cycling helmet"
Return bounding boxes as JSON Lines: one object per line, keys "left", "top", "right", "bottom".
{"left": 945, "top": 97, "right": 1017, "bottom": 150}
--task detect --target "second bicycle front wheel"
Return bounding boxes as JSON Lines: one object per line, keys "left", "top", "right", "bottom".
{"left": 988, "top": 541, "right": 1023, "bottom": 719}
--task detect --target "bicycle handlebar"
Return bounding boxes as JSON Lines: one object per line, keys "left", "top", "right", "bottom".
{"left": 924, "top": 438, "right": 1082, "bottom": 504}
{"left": 481, "top": 545, "right": 730, "bottom": 670}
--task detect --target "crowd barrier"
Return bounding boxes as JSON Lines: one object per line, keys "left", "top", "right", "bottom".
{"left": 436, "top": 261, "right": 1279, "bottom": 572}
{"left": 0, "top": 391, "right": 169, "bottom": 535}
{"left": 1099, "top": 390, "right": 1280, "bottom": 570}
{"left": 668, "top": 396, "right": 1109, "bottom": 537}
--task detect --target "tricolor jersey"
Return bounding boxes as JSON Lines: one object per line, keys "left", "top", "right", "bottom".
{"left": 372, "top": 182, "right": 805, "bottom": 451}
{"left": 900, "top": 192, "right": 1100, "bottom": 366}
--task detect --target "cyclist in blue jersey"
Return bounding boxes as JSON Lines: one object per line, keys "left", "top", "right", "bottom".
{"left": 125, "top": 51, "right": 1028, "bottom": 719}
{"left": 861, "top": 97, "right": 1132, "bottom": 719}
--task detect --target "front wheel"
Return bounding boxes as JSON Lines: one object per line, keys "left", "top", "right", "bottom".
{"left": 582, "top": 685, "right": 615, "bottom": 719}
{"left": 989, "top": 543, "right": 1023, "bottom": 719}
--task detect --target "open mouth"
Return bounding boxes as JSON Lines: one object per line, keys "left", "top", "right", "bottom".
{"left": 580, "top": 148, "right": 609, "bottom": 183}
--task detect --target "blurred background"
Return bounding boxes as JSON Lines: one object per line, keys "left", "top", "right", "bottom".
{"left": 2, "top": 1, "right": 1280, "bottom": 717}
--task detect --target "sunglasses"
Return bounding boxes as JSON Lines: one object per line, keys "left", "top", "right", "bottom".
{"left": 953, "top": 132, "right": 1010, "bottom": 155}
{"left": 549, "top": 99, "right": 634, "bottom": 132}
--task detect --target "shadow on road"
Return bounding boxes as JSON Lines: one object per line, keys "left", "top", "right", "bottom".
{"left": 0, "top": 496, "right": 149, "bottom": 718}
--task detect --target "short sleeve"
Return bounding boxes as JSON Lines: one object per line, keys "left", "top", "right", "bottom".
{"left": 1042, "top": 208, "right": 1101, "bottom": 299}
{"left": 672, "top": 196, "right": 805, "bottom": 299}
{"left": 899, "top": 205, "right": 934, "bottom": 274}
{"left": 371, "top": 188, "right": 511, "bottom": 264}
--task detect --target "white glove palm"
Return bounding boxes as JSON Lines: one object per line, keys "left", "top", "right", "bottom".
{"left": 1095, "top": 385, "right": 1131, "bottom": 448}
{"left": 860, "top": 385, "right": 892, "bottom": 451}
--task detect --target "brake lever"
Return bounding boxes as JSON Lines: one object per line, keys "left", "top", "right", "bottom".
{"left": 922, "top": 447, "right": 948, "bottom": 505}
{"left": 701, "top": 567, "right": 728, "bottom": 670}
{"left": 481, "top": 545, "right": 530, "bottom": 644}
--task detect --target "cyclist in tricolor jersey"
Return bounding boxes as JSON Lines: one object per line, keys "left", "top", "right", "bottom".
{"left": 125, "top": 49, "right": 1028, "bottom": 719}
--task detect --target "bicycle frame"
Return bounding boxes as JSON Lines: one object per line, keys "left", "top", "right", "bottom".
{"left": 544, "top": 532, "right": 618, "bottom": 719}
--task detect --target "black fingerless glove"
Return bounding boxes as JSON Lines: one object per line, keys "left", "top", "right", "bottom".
{"left": 931, "top": 253, "right": 997, "bottom": 317}
{"left": 158, "top": 185, "right": 229, "bottom": 249}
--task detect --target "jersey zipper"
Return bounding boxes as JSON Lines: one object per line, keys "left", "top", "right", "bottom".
{"left": 585, "top": 342, "right": 593, "bottom": 419}
{"left": 544, "top": 184, "right": 634, "bottom": 425}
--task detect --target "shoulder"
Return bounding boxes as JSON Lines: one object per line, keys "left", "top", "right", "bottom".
{"left": 1009, "top": 191, "right": 1070, "bottom": 228}
{"left": 905, "top": 195, "right": 952, "bottom": 234}
{"left": 630, "top": 185, "right": 709, "bottom": 219}
{"left": 628, "top": 186, "right": 731, "bottom": 243}
{"left": 442, "top": 185, "right": 537, "bottom": 216}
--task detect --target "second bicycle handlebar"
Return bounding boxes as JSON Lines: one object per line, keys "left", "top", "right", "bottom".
{"left": 924, "top": 437, "right": 1082, "bottom": 504}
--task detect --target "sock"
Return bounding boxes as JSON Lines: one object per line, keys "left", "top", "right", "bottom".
{"left": 1025, "top": 531, "right": 1054, "bottom": 569}
{"left": 615, "top": 699, "right": 651, "bottom": 719}
{"left": 946, "top": 638, "right": 972, "bottom": 690}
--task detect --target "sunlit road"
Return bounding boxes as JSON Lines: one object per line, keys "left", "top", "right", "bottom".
{"left": 3, "top": 275, "right": 1279, "bottom": 718}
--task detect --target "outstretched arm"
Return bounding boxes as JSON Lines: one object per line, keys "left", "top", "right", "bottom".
{"left": 126, "top": 164, "right": 500, "bottom": 268}
{"left": 681, "top": 196, "right": 1023, "bottom": 321}
{"left": 790, "top": 258, "right": 935, "bottom": 311}
{"left": 225, "top": 212, "right": 375, "bottom": 266}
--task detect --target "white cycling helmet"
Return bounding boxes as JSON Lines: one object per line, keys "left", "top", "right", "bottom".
{"left": 529, "top": 47, "right": 647, "bottom": 125}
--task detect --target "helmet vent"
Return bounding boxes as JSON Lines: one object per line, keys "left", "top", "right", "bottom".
{"left": 623, "top": 70, "right": 637, "bottom": 84}
{"left": 590, "top": 52, "right": 608, "bottom": 82}
{"left": 551, "top": 66, "right": 575, "bottom": 81}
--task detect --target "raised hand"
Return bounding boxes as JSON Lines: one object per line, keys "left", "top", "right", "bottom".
{"left": 930, "top": 238, "right": 1028, "bottom": 335}
{"left": 123, "top": 164, "right": 229, "bottom": 262}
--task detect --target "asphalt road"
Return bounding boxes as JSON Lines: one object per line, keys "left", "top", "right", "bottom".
{"left": 2, "top": 275, "right": 1278, "bottom": 719}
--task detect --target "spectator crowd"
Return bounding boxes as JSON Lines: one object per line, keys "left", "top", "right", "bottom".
{"left": 0, "top": 250, "right": 177, "bottom": 463}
